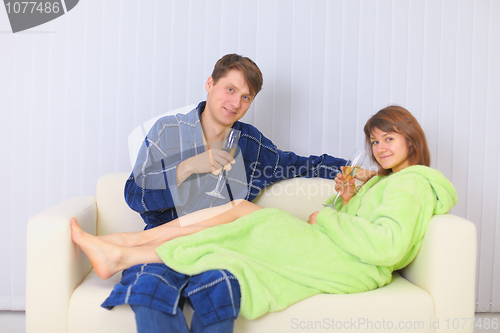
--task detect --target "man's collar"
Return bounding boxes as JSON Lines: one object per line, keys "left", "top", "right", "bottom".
{"left": 197, "top": 101, "right": 206, "bottom": 116}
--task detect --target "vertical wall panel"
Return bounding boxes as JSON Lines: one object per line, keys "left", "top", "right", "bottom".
{"left": 489, "top": 0, "right": 500, "bottom": 312}
{"left": 10, "top": 36, "right": 33, "bottom": 310}
{"left": 472, "top": 0, "right": 494, "bottom": 313}
{"left": 337, "top": 0, "right": 359, "bottom": 158}
{"left": 99, "top": 0, "right": 121, "bottom": 173}
{"left": 290, "top": 0, "right": 312, "bottom": 156}
{"left": 436, "top": 0, "right": 457, "bottom": 179}
{"left": 133, "top": 1, "right": 155, "bottom": 126}
{"left": 149, "top": 1, "right": 172, "bottom": 123}
{"left": 169, "top": 0, "right": 190, "bottom": 110}
{"left": 389, "top": 0, "right": 409, "bottom": 106}
{"left": 253, "top": 0, "right": 277, "bottom": 139}
{"left": 271, "top": 1, "right": 293, "bottom": 151}
{"left": 81, "top": 0, "right": 103, "bottom": 195}
{"left": 321, "top": 0, "right": 343, "bottom": 155}
{"left": 421, "top": 0, "right": 442, "bottom": 165}
{"left": 356, "top": 1, "right": 377, "bottom": 154}
{"left": 186, "top": 1, "right": 208, "bottom": 110}
{"left": 451, "top": 0, "right": 473, "bottom": 219}
{"left": 373, "top": 0, "right": 392, "bottom": 110}
{"left": 0, "top": 26, "right": 14, "bottom": 309}
{"left": 1, "top": 0, "right": 499, "bottom": 312}
{"left": 405, "top": 0, "right": 424, "bottom": 123}
{"left": 237, "top": 1, "right": 258, "bottom": 59}
{"left": 45, "top": 25, "right": 67, "bottom": 206}
{"left": 307, "top": 0, "right": 327, "bottom": 156}
{"left": 236, "top": 0, "right": 259, "bottom": 125}
{"left": 0, "top": 29, "right": 14, "bottom": 308}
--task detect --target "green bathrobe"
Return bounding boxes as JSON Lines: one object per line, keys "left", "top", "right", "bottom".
{"left": 156, "top": 165, "right": 458, "bottom": 320}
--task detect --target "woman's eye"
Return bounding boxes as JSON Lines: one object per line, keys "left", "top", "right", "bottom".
{"left": 371, "top": 141, "right": 378, "bottom": 145}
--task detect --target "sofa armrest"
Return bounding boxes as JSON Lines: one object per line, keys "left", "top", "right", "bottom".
{"left": 26, "top": 196, "right": 97, "bottom": 333}
{"left": 400, "top": 214, "right": 477, "bottom": 332}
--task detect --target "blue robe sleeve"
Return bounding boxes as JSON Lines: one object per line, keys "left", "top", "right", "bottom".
{"left": 124, "top": 115, "right": 198, "bottom": 214}
{"left": 238, "top": 123, "right": 346, "bottom": 200}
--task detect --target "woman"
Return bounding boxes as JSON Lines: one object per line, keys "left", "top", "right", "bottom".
{"left": 72, "top": 105, "right": 458, "bottom": 321}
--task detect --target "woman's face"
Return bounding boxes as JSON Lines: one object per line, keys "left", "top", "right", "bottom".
{"left": 370, "top": 127, "right": 410, "bottom": 173}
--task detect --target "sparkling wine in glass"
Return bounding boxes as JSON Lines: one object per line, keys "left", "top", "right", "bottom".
{"left": 329, "top": 149, "right": 366, "bottom": 210}
{"left": 205, "top": 128, "right": 241, "bottom": 199}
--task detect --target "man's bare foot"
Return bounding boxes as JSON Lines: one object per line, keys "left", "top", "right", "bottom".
{"left": 70, "top": 217, "right": 123, "bottom": 280}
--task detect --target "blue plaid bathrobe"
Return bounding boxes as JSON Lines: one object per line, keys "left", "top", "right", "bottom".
{"left": 102, "top": 102, "right": 346, "bottom": 326}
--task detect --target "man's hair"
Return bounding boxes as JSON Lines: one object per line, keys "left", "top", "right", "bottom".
{"left": 211, "top": 54, "right": 263, "bottom": 97}
{"left": 363, "top": 105, "right": 430, "bottom": 176}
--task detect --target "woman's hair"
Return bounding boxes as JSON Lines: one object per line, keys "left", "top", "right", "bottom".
{"left": 363, "top": 105, "right": 430, "bottom": 175}
{"left": 211, "top": 54, "right": 264, "bottom": 98}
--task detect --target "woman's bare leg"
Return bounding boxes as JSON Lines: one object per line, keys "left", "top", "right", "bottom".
{"left": 71, "top": 218, "right": 162, "bottom": 279}
{"left": 70, "top": 200, "right": 263, "bottom": 279}
{"left": 98, "top": 232, "right": 141, "bottom": 247}
{"left": 102, "top": 199, "right": 262, "bottom": 247}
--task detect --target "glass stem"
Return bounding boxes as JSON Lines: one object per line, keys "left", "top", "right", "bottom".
{"left": 214, "top": 170, "right": 226, "bottom": 193}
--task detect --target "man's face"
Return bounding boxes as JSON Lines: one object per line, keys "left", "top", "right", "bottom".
{"left": 204, "top": 69, "right": 254, "bottom": 127}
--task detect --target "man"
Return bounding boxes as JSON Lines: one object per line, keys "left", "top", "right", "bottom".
{"left": 102, "top": 54, "right": 348, "bottom": 333}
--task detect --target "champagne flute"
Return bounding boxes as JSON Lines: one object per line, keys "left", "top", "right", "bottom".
{"left": 205, "top": 128, "right": 241, "bottom": 199}
{"left": 328, "top": 149, "right": 366, "bottom": 210}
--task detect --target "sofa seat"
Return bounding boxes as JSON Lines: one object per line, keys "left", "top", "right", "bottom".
{"left": 68, "top": 269, "right": 435, "bottom": 333}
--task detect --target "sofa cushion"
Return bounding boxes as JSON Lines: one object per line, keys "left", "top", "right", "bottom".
{"left": 68, "top": 270, "right": 434, "bottom": 333}
{"left": 252, "top": 177, "right": 338, "bottom": 220}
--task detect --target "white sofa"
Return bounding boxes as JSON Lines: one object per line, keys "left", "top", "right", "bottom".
{"left": 27, "top": 172, "right": 477, "bottom": 333}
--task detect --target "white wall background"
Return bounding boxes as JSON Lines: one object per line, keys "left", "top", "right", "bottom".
{"left": 0, "top": 0, "right": 499, "bottom": 313}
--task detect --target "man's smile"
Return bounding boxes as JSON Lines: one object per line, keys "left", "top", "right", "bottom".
{"left": 223, "top": 107, "right": 237, "bottom": 115}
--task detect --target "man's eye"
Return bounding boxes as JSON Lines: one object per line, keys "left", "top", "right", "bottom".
{"left": 228, "top": 88, "right": 234, "bottom": 92}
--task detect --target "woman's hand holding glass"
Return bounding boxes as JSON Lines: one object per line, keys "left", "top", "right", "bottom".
{"left": 335, "top": 166, "right": 358, "bottom": 206}
{"left": 326, "top": 149, "right": 366, "bottom": 210}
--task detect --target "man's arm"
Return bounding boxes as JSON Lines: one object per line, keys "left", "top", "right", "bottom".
{"left": 237, "top": 122, "right": 347, "bottom": 201}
